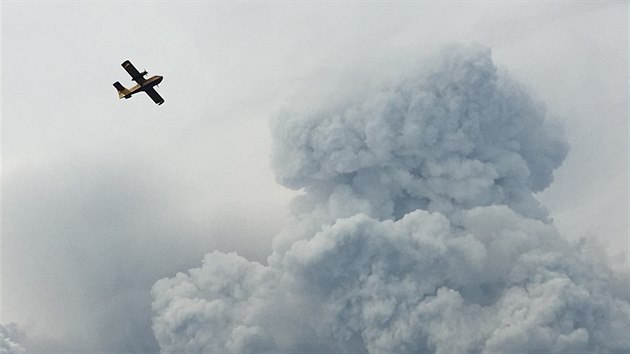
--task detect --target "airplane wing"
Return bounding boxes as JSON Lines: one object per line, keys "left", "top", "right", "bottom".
{"left": 144, "top": 87, "right": 164, "bottom": 105}
{"left": 122, "top": 60, "right": 146, "bottom": 84}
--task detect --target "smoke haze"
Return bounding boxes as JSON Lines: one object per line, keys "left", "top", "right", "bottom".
{"left": 151, "top": 44, "right": 629, "bottom": 353}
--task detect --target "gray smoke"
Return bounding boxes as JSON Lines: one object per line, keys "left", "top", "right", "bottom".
{"left": 0, "top": 324, "right": 24, "bottom": 354}
{"left": 151, "top": 44, "right": 630, "bottom": 353}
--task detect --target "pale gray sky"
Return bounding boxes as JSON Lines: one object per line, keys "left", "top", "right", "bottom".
{"left": 1, "top": 2, "right": 627, "bottom": 352}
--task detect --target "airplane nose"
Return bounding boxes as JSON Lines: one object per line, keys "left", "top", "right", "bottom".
{"left": 157, "top": 76, "right": 163, "bottom": 84}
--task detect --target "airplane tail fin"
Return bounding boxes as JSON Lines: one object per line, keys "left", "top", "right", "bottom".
{"left": 113, "top": 81, "right": 131, "bottom": 99}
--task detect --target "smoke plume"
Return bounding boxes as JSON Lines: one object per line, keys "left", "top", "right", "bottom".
{"left": 151, "top": 44, "right": 630, "bottom": 353}
{"left": 0, "top": 324, "right": 24, "bottom": 354}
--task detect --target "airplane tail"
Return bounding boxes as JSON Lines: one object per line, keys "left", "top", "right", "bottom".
{"left": 113, "top": 81, "right": 131, "bottom": 99}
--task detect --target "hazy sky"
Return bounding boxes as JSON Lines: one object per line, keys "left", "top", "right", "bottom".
{"left": 1, "top": 2, "right": 627, "bottom": 352}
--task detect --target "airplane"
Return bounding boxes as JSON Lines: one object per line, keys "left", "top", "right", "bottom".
{"left": 113, "top": 60, "right": 164, "bottom": 105}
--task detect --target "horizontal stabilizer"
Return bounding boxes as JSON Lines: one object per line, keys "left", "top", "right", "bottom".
{"left": 113, "top": 81, "right": 130, "bottom": 99}
{"left": 113, "top": 81, "right": 125, "bottom": 91}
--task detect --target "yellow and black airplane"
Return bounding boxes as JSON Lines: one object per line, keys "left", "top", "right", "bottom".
{"left": 113, "top": 60, "right": 164, "bottom": 105}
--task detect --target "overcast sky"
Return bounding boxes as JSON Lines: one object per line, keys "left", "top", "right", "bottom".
{"left": 1, "top": 2, "right": 627, "bottom": 352}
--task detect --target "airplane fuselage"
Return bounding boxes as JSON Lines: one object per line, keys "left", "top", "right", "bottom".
{"left": 127, "top": 75, "right": 163, "bottom": 96}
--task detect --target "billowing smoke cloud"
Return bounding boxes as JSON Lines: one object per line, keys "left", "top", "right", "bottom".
{"left": 151, "top": 44, "right": 630, "bottom": 353}
{"left": 0, "top": 324, "right": 24, "bottom": 354}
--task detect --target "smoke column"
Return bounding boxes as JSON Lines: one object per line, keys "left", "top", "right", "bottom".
{"left": 0, "top": 324, "right": 24, "bottom": 354}
{"left": 151, "top": 44, "right": 630, "bottom": 353}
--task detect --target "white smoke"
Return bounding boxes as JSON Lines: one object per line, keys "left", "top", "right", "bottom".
{"left": 0, "top": 324, "right": 24, "bottom": 354}
{"left": 151, "top": 44, "right": 630, "bottom": 353}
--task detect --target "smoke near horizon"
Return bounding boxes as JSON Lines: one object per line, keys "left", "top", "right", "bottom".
{"left": 0, "top": 324, "right": 24, "bottom": 354}
{"left": 151, "top": 44, "right": 630, "bottom": 353}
